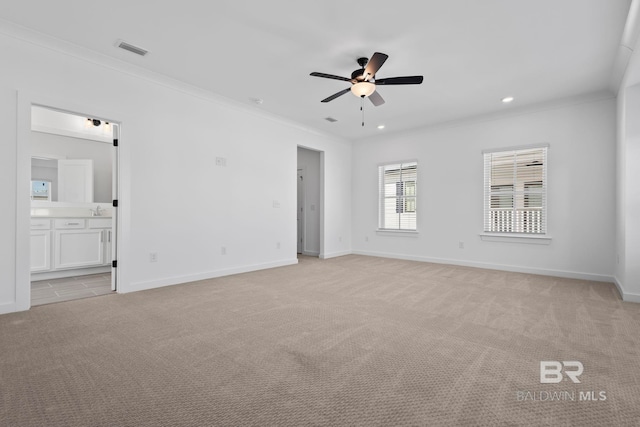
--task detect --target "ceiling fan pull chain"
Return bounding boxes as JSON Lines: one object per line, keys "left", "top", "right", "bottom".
{"left": 361, "top": 96, "right": 365, "bottom": 127}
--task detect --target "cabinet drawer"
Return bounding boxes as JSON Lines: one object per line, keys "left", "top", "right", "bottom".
{"left": 54, "top": 219, "right": 86, "bottom": 229}
{"left": 88, "top": 218, "right": 112, "bottom": 229}
{"left": 30, "top": 219, "right": 51, "bottom": 230}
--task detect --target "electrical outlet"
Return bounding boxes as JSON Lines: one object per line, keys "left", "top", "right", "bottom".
{"left": 215, "top": 157, "right": 227, "bottom": 167}
{"left": 221, "top": 247, "right": 227, "bottom": 255}
{"left": 273, "top": 200, "right": 280, "bottom": 208}
{"left": 149, "top": 252, "right": 158, "bottom": 262}
{"left": 458, "top": 242, "right": 464, "bottom": 249}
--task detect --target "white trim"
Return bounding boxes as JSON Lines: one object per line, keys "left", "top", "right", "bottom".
{"left": 482, "top": 143, "right": 550, "bottom": 154}
{"left": 613, "top": 276, "right": 640, "bottom": 303}
{"left": 376, "top": 229, "right": 419, "bottom": 237}
{"left": 479, "top": 233, "right": 552, "bottom": 245}
{"left": 377, "top": 158, "right": 419, "bottom": 167}
{"left": 126, "top": 258, "right": 298, "bottom": 293}
{"left": 320, "top": 250, "right": 351, "bottom": 260}
{"left": 352, "top": 250, "right": 614, "bottom": 283}
{"left": 0, "top": 302, "right": 17, "bottom": 316}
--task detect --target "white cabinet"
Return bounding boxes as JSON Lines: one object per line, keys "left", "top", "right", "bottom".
{"left": 87, "top": 218, "right": 112, "bottom": 266}
{"left": 31, "top": 217, "right": 112, "bottom": 274}
{"left": 30, "top": 219, "right": 51, "bottom": 272}
{"left": 54, "top": 229, "right": 104, "bottom": 270}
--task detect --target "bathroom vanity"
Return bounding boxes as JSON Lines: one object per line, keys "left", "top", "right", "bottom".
{"left": 30, "top": 206, "right": 112, "bottom": 280}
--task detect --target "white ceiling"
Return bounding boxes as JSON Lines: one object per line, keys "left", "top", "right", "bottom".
{"left": 0, "top": 0, "right": 632, "bottom": 141}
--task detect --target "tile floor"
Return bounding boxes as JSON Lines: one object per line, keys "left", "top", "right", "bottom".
{"left": 31, "top": 273, "right": 113, "bottom": 306}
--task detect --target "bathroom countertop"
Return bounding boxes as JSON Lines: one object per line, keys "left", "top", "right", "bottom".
{"left": 31, "top": 214, "right": 112, "bottom": 218}
{"left": 30, "top": 207, "right": 113, "bottom": 218}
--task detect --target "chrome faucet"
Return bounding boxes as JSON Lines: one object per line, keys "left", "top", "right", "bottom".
{"left": 92, "top": 206, "right": 103, "bottom": 216}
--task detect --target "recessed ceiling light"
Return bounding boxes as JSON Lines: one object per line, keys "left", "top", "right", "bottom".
{"left": 377, "top": 125, "right": 385, "bottom": 129}
{"left": 501, "top": 96, "right": 515, "bottom": 103}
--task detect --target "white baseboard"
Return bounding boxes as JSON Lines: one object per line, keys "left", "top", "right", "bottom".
{"left": 352, "top": 250, "right": 614, "bottom": 283}
{"left": 613, "top": 276, "right": 640, "bottom": 303}
{"left": 320, "top": 250, "right": 352, "bottom": 260}
{"left": 0, "top": 302, "right": 17, "bottom": 315}
{"left": 125, "top": 258, "right": 298, "bottom": 293}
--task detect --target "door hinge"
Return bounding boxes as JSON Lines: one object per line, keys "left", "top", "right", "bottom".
{"left": 112, "top": 260, "right": 117, "bottom": 268}
{"left": 113, "top": 138, "right": 119, "bottom": 147}
{"left": 113, "top": 200, "right": 118, "bottom": 207}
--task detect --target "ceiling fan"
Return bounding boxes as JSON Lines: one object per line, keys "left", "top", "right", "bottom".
{"left": 310, "top": 52, "right": 424, "bottom": 107}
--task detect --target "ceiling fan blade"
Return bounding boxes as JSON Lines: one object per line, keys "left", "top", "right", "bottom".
{"left": 310, "top": 72, "right": 351, "bottom": 82}
{"left": 363, "top": 52, "right": 388, "bottom": 81}
{"left": 375, "top": 76, "right": 424, "bottom": 85}
{"left": 321, "top": 88, "right": 351, "bottom": 103}
{"left": 369, "top": 90, "right": 385, "bottom": 107}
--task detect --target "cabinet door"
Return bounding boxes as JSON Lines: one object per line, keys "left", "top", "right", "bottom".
{"left": 54, "top": 229, "right": 103, "bottom": 270}
{"left": 58, "top": 159, "right": 94, "bottom": 203}
{"left": 103, "top": 229, "right": 113, "bottom": 266}
{"left": 30, "top": 231, "right": 51, "bottom": 272}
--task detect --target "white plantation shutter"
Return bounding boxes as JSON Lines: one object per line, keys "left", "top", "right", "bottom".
{"left": 379, "top": 162, "right": 417, "bottom": 231}
{"left": 483, "top": 146, "right": 547, "bottom": 234}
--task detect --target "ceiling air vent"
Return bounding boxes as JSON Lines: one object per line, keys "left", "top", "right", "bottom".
{"left": 116, "top": 40, "right": 149, "bottom": 57}
{"left": 324, "top": 117, "right": 338, "bottom": 123}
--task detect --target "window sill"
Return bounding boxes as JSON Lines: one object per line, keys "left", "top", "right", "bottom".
{"left": 377, "top": 229, "right": 419, "bottom": 237}
{"left": 479, "top": 233, "right": 552, "bottom": 245}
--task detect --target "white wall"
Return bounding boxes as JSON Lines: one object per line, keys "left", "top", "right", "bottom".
{"left": 297, "top": 147, "right": 321, "bottom": 256}
{"left": 0, "top": 24, "right": 351, "bottom": 314}
{"left": 31, "top": 131, "right": 112, "bottom": 203}
{"left": 352, "top": 96, "right": 616, "bottom": 281}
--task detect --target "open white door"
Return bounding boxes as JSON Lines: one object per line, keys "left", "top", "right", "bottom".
{"left": 110, "top": 125, "right": 119, "bottom": 291}
{"left": 297, "top": 169, "right": 304, "bottom": 254}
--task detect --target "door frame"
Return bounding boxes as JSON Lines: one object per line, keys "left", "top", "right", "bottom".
{"left": 297, "top": 168, "right": 305, "bottom": 254}
{"left": 296, "top": 145, "right": 323, "bottom": 257}
{"left": 15, "top": 91, "right": 124, "bottom": 311}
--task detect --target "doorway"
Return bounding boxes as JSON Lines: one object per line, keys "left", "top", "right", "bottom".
{"left": 297, "top": 147, "right": 321, "bottom": 257}
{"left": 29, "top": 105, "right": 118, "bottom": 306}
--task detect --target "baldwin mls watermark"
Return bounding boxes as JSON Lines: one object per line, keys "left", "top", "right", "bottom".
{"left": 516, "top": 361, "right": 607, "bottom": 402}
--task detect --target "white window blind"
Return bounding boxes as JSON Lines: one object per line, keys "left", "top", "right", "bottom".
{"left": 483, "top": 147, "right": 547, "bottom": 234}
{"left": 378, "top": 162, "right": 417, "bottom": 231}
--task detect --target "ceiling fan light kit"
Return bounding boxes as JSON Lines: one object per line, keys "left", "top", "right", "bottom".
{"left": 310, "top": 51, "right": 424, "bottom": 112}
{"left": 351, "top": 81, "right": 376, "bottom": 98}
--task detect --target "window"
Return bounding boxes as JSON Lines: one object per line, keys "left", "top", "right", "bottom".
{"left": 483, "top": 146, "right": 547, "bottom": 234}
{"left": 379, "top": 162, "right": 417, "bottom": 231}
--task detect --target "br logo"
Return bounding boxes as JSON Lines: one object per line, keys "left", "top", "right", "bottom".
{"left": 540, "top": 361, "right": 584, "bottom": 384}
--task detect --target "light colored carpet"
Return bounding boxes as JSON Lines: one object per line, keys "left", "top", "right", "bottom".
{"left": 1, "top": 255, "right": 639, "bottom": 426}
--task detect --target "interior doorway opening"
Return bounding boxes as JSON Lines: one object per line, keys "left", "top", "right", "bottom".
{"left": 297, "top": 146, "right": 321, "bottom": 257}
{"left": 29, "top": 105, "right": 119, "bottom": 306}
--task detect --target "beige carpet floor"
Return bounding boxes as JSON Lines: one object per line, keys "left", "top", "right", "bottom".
{"left": 1, "top": 255, "right": 640, "bottom": 426}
